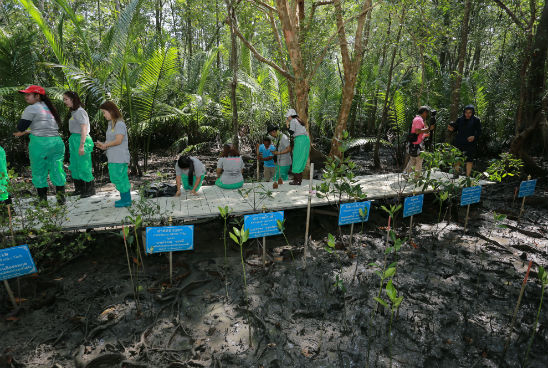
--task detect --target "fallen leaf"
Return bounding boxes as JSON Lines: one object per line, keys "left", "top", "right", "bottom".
{"left": 410, "top": 241, "right": 419, "bottom": 249}
{"left": 78, "top": 274, "right": 87, "bottom": 282}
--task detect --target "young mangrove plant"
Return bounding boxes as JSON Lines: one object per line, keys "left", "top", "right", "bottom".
{"left": 490, "top": 211, "right": 508, "bottom": 236}
{"left": 230, "top": 226, "right": 250, "bottom": 289}
{"left": 375, "top": 279, "right": 404, "bottom": 368}
{"left": 380, "top": 204, "right": 402, "bottom": 241}
{"left": 218, "top": 206, "right": 232, "bottom": 265}
{"left": 524, "top": 265, "right": 548, "bottom": 366}
{"left": 359, "top": 207, "right": 368, "bottom": 234}
{"left": 276, "top": 219, "right": 294, "bottom": 260}
{"left": 324, "top": 233, "right": 346, "bottom": 293}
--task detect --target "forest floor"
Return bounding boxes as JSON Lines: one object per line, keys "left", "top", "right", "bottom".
{"left": 1, "top": 150, "right": 548, "bottom": 368}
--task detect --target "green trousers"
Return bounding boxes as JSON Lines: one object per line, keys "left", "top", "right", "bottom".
{"left": 108, "top": 163, "right": 130, "bottom": 193}
{"left": 274, "top": 165, "right": 290, "bottom": 181}
{"left": 69, "top": 134, "right": 94, "bottom": 182}
{"left": 181, "top": 174, "right": 205, "bottom": 191}
{"left": 215, "top": 178, "right": 243, "bottom": 189}
{"left": 292, "top": 135, "right": 310, "bottom": 174}
{"left": 29, "top": 135, "right": 66, "bottom": 188}
{"left": 0, "top": 146, "right": 8, "bottom": 201}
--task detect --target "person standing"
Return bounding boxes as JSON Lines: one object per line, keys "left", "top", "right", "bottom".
{"left": 403, "top": 106, "right": 434, "bottom": 180}
{"left": 63, "top": 91, "right": 95, "bottom": 198}
{"left": 14, "top": 85, "right": 66, "bottom": 205}
{"left": 448, "top": 105, "right": 481, "bottom": 177}
{"left": 174, "top": 155, "right": 206, "bottom": 196}
{"left": 95, "top": 101, "right": 131, "bottom": 207}
{"left": 216, "top": 144, "right": 245, "bottom": 189}
{"left": 285, "top": 109, "right": 310, "bottom": 185}
{"left": 258, "top": 137, "right": 276, "bottom": 181}
{"left": 268, "top": 125, "right": 292, "bottom": 182}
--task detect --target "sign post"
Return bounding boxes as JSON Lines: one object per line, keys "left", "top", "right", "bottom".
{"left": 338, "top": 200, "right": 371, "bottom": 247}
{"left": 460, "top": 186, "right": 482, "bottom": 232}
{"left": 168, "top": 217, "right": 173, "bottom": 285}
{"left": 304, "top": 163, "right": 314, "bottom": 259}
{"left": 1, "top": 244, "right": 37, "bottom": 309}
{"left": 243, "top": 211, "right": 284, "bottom": 266}
{"left": 518, "top": 175, "right": 535, "bottom": 219}
{"left": 403, "top": 194, "right": 424, "bottom": 239}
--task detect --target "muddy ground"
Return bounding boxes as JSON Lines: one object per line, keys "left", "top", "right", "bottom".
{"left": 1, "top": 151, "right": 548, "bottom": 368}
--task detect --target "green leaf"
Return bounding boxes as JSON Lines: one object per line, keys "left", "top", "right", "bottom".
{"left": 242, "top": 229, "right": 249, "bottom": 243}
{"left": 229, "top": 233, "right": 239, "bottom": 244}
{"left": 374, "top": 297, "right": 389, "bottom": 308}
{"left": 383, "top": 267, "right": 396, "bottom": 279}
{"left": 386, "top": 280, "right": 397, "bottom": 301}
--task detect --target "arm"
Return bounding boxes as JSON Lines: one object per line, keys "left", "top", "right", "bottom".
{"left": 79, "top": 124, "right": 88, "bottom": 155}
{"left": 174, "top": 175, "right": 182, "bottom": 197}
{"left": 14, "top": 119, "right": 32, "bottom": 137}
{"left": 97, "top": 134, "right": 124, "bottom": 150}
{"left": 190, "top": 177, "right": 200, "bottom": 195}
{"left": 216, "top": 168, "right": 223, "bottom": 177}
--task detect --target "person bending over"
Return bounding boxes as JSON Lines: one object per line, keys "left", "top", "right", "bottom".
{"left": 175, "top": 156, "right": 206, "bottom": 197}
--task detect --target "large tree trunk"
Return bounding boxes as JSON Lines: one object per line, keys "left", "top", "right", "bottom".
{"left": 225, "top": 0, "right": 239, "bottom": 149}
{"left": 448, "top": 0, "right": 472, "bottom": 124}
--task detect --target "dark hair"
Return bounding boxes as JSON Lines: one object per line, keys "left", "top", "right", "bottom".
{"left": 221, "top": 144, "right": 240, "bottom": 157}
{"left": 34, "top": 93, "right": 61, "bottom": 125}
{"left": 291, "top": 115, "right": 306, "bottom": 127}
{"left": 63, "top": 91, "right": 83, "bottom": 111}
{"left": 178, "top": 156, "right": 195, "bottom": 187}
{"left": 418, "top": 106, "right": 430, "bottom": 115}
{"left": 263, "top": 136, "right": 271, "bottom": 143}
{"left": 100, "top": 101, "right": 123, "bottom": 121}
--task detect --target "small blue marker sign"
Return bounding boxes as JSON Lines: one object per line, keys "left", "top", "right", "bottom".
{"left": 403, "top": 194, "right": 424, "bottom": 218}
{"left": 244, "top": 211, "right": 284, "bottom": 239}
{"left": 461, "top": 186, "right": 482, "bottom": 206}
{"left": 146, "top": 225, "right": 194, "bottom": 254}
{"left": 0, "top": 245, "right": 37, "bottom": 281}
{"left": 338, "top": 201, "right": 371, "bottom": 226}
{"left": 518, "top": 179, "right": 537, "bottom": 198}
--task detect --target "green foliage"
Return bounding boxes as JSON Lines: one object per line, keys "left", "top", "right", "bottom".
{"left": 485, "top": 153, "right": 523, "bottom": 183}
{"left": 524, "top": 265, "right": 548, "bottom": 365}
{"left": 230, "top": 225, "right": 249, "bottom": 289}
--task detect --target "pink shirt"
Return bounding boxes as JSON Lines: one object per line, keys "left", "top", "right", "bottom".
{"left": 411, "top": 116, "right": 426, "bottom": 144}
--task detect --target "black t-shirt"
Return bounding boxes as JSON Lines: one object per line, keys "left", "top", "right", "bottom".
{"left": 453, "top": 115, "right": 481, "bottom": 148}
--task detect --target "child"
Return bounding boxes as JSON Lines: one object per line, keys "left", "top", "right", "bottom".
{"left": 258, "top": 137, "right": 276, "bottom": 181}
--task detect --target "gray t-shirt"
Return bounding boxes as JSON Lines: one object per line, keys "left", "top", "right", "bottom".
{"left": 69, "top": 107, "right": 91, "bottom": 136}
{"left": 175, "top": 156, "right": 206, "bottom": 178}
{"left": 276, "top": 133, "right": 292, "bottom": 167}
{"left": 289, "top": 118, "right": 307, "bottom": 137}
{"left": 21, "top": 102, "right": 59, "bottom": 137}
{"left": 105, "top": 120, "right": 130, "bottom": 164}
{"left": 217, "top": 156, "right": 244, "bottom": 185}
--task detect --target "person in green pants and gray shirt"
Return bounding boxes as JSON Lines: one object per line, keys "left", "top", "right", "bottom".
{"left": 63, "top": 91, "right": 95, "bottom": 198}
{"left": 285, "top": 108, "right": 310, "bottom": 185}
{"left": 268, "top": 125, "right": 292, "bottom": 182}
{"left": 215, "top": 144, "right": 245, "bottom": 189}
{"left": 174, "top": 156, "right": 206, "bottom": 197}
{"left": 95, "top": 101, "right": 131, "bottom": 208}
{"left": 14, "top": 85, "right": 66, "bottom": 205}
{"left": 0, "top": 144, "right": 10, "bottom": 210}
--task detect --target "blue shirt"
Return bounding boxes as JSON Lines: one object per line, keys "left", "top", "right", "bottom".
{"left": 259, "top": 144, "right": 276, "bottom": 167}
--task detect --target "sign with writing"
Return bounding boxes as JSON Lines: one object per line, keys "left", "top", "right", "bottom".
{"left": 518, "top": 179, "right": 537, "bottom": 198}
{"left": 0, "top": 245, "right": 37, "bottom": 281}
{"left": 403, "top": 194, "right": 424, "bottom": 218}
{"left": 338, "top": 201, "right": 371, "bottom": 226}
{"left": 244, "top": 211, "right": 284, "bottom": 239}
{"left": 461, "top": 186, "right": 482, "bottom": 206}
{"left": 146, "top": 225, "right": 194, "bottom": 254}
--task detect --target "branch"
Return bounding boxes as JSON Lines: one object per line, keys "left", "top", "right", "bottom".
{"left": 250, "top": 0, "right": 276, "bottom": 13}
{"left": 492, "top": 0, "right": 527, "bottom": 30}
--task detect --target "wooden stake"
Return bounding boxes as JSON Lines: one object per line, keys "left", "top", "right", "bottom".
{"left": 519, "top": 175, "right": 532, "bottom": 219}
{"left": 168, "top": 216, "right": 173, "bottom": 285}
{"left": 464, "top": 204, "right": 471, "bottom": 233}
{"left": 304, "top": 163, "right": 314, "bottom": 259}
{"left": 504, "top": 260, "right": 533, "bottom": 354}
{"left": 408, "top": 215, "right": 414, "bottom": 240}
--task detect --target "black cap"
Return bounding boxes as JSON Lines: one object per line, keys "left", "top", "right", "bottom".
{"left": 267, "top": 125, "right": 278, "bottom": 134}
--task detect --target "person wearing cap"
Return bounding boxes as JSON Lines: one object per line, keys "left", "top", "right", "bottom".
{"left": 403, "top": 106, "right": 434, "bottom": 180}
{"left": 285, "top": 108, "right": 310, "bottom": 185}
{"left": 174, "top": 155, "right": 206, "bottom": 196}
{"left": 63, "top": 91, "right": 95, "bottom": 198}
{"left": 14, "top": 85, "right": 66, "bottom": 205}
{"left": 258, "top": 136, "right": 276, "bottom": 181}
{"left": 448, "top": 104, "right": 482, "bottom": 177}
{"left": 216, "top": 144, "right": 245, "bottom": 189}
{"left": 95, "top": 101, "right": 132, "bottom": 207}
{"left": 268, "top": 125, "right": 292, "bottom": 182}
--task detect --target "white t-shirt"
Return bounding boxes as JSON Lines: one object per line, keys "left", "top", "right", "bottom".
{"left": 289, "top": 118, "right": 307, "bottom": 137}
{"left": 105, "top": 120, "right": 130, "bottom": 164}
{"left": 276, "top": 133, "right": 292, "bottom": 166}
{"left": 217, "top": 156, "right": 244, "bottom": 184}
{"left": 69, "top": 107, "right": 91, "bottom": 136}
{"left": 21, "top": 102, "right": 59, "bottom": 137}
{"left": 175, "top": 156, "right": 206, "bottom": 178}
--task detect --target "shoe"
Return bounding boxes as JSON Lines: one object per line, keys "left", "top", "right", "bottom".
{"left": 278, "top": 178, "right": 283, "bottom": 185}
{"left": 80, "top": 180, "right": 96, "bottom": 198}
{"left": 115, "top": 191, "right": 132, "bottom": 208}
{"left": 273, "top": 182, "right": 278, "bottom": 189}
{"left": 70, "top": 179, "right": 83, "bottom": 196}
{"left": 37, "top": 187, "right": 48, "bottom": 205}
{"left": 56, "top": 186, "right": 66, "bottom": 205}
{"left": 289, "top": 173, "right": 302, "bottom": 185}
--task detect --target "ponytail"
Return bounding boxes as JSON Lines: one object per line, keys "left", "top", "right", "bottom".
{"left": 40, "top": 94, "right": 61, "bottom": 125}
{"left": 177, "top": 156, "right": 195, "bottom": 187}
{"left": 292, "top": 115, "right": 306, "bottom": 127}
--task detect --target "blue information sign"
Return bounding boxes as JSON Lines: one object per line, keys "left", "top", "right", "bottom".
{"left": 146, "top": 225, "right": 194, "bottom": 254}
{"left": 0, "top": 245, "right": 37, "bottom": 281}
{"left": 461, "top": 186, "right": 482, "bottom": 206}
{"left": 518, "top": 179, "right": 537, "bottom": 198}
{"left": 403, "top": 194, "right": 424, "bottom": 218}
{"left": 338, "top": 201, "right": 371, "bottom": 226}
{"left": 244, "top": 211, "right": 284, "bottom": 239}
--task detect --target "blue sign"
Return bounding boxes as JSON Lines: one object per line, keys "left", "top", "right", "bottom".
{"left": 146, "top": 225, "right": 194, "bottom": 254}
{"left": 518, "top": 179, "right": 537, "bottom": 198}
{"left": 338, "top": 201, "right": 371, "bottom": 226}
{"left": 0, "top": 245, "right": 37, "bottom": 281}
{"left": 403, "top": 194, "right": 424, "bottom": 218}
{"left": 244, "top": 211, "right": 284, "bottom": 239}
{"left": 461, "top": 186, "right": 482, "bottom": 206}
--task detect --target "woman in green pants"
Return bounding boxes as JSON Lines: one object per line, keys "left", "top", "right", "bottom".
{"left": 215, "top": 144, "right": 245, "bottom": 189}
{"left": 14, "top": 85, "right": 66, "bottom": 204}
{"left": 285, "top": 109, "right": 310, "bottom": 185}
{"left": 63, "top": 91, "right": 95, "bottom": 198}
{"left": 95, "top": 101, "right": 131, "bottom": 208}
{"left": 174, "top": 156, "right": 206, "bottom": 197}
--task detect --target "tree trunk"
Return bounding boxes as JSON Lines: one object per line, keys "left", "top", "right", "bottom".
{"left": 448, "top": 0, "right": 471, "bottom": 124}
{"left": 225, "top": 0, "right": 239, "bottom": 149}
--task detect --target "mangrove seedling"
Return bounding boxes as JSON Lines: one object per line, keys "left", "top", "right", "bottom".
{"left": 381, "top": 204, "right": 402, "bottom": 236}
{"left": 325, "top": 233, "right": 345, "bottom": 293}
{"left": 375, "top": 279, "right": 404, "bottom": 368}
{"left": 524, "top": 265, "right": 548, "bottom": 366}
{"left": 490, "top": 211, "right": 508, "bottom": 236}
{"left": 229, "top": 226, "right": 250, "bottom": 289}
{"left": 359, "top": 207, "right": 368, "bottom": 234}
{"left": 276, "top": 219, "right": 294, "bottom": 260}
{"left": 218, "top": 206, "right": 232, "bottom": 265}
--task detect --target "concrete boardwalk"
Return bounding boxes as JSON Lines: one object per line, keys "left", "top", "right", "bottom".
{"left": 11, "top": 171, "right": 477, "bottom": 231}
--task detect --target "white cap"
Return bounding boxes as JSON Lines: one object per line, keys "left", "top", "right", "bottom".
{"left": 285, "top": 108, "right": 297, "bottom": 118}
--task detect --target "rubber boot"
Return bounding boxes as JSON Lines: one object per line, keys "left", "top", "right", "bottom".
{"left": 80, "top": 180, "right": 96, "bottom": 198}
{"left": 37, "top": 187, "right": 48, "bottom": 205}
{"left": 56, "top": 186, "right": 66, "bottom": 205}
{"left": 70, "top": 179, "right": 83, "bottom": 196}
{"left": 289, "top": 173, "right": 302, "bottom": 186}
{"left": 115, "top": 191, "right": 132, "bottom": 208}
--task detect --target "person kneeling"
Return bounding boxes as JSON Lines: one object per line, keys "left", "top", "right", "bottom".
{"left": 175, "top": 156, "right": 206, "bottom": 197}
{"left": 215, "top": 144, "right": 244, "bottom": 189}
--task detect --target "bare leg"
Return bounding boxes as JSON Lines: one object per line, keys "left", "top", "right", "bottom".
{"left": 466, "top": 162, "right": 473, "bottom": 176}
